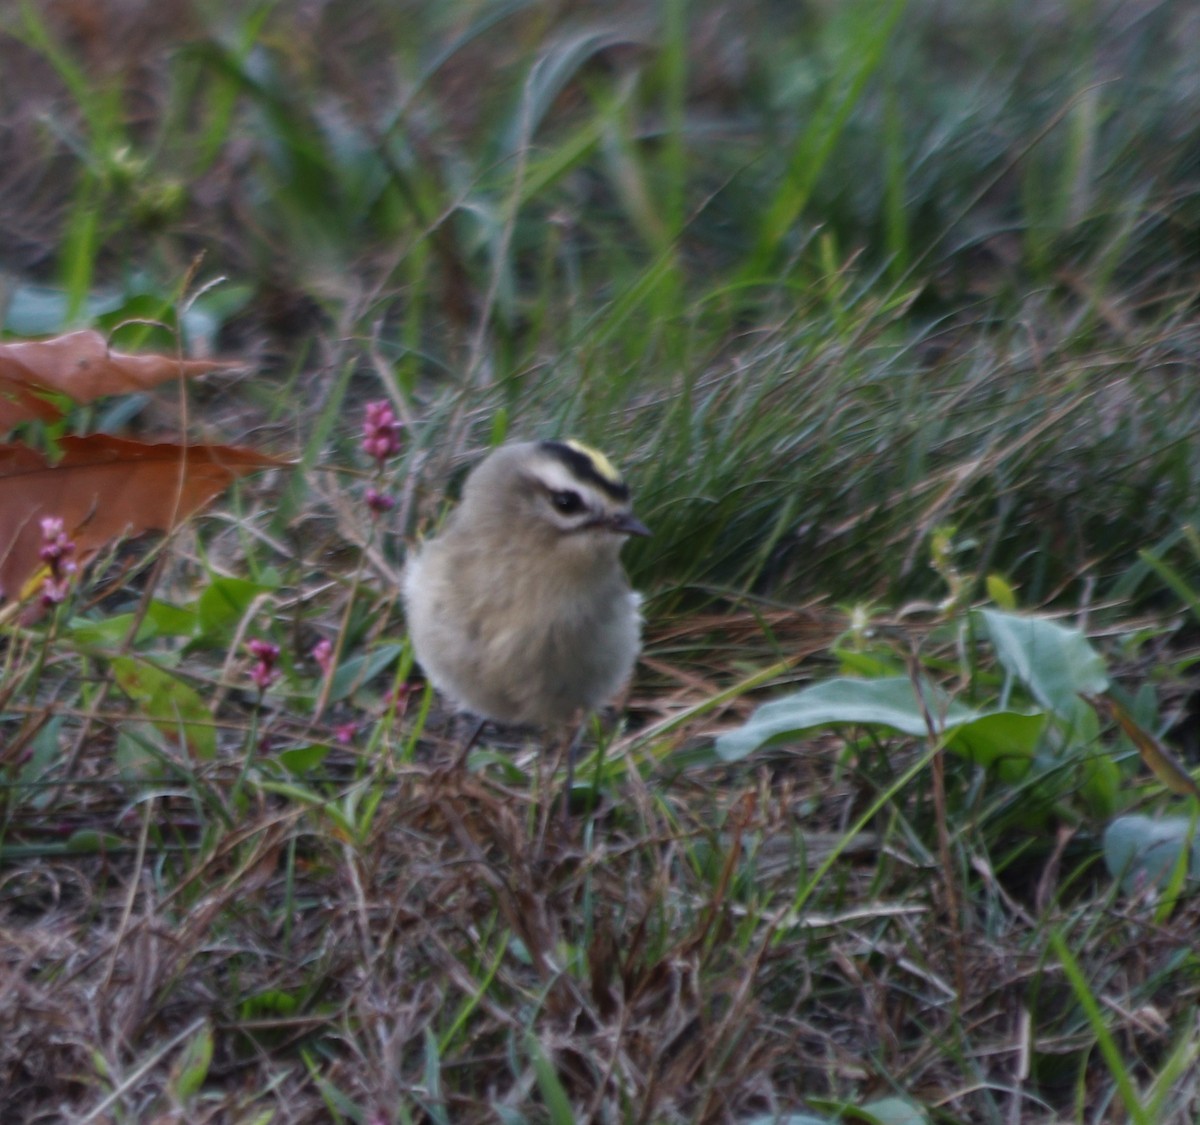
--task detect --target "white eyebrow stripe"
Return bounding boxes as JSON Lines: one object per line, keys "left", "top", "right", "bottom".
{"left": 529, "top": 458, "right": 606, "bottom": 501}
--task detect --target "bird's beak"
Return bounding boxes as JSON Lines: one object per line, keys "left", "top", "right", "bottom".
{"left": 610, "top": 511, "right": 651, "bottom": 538}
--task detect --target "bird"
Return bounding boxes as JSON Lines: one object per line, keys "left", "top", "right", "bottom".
{"left": 402, "top": 439, "right": 650, "bottom": 800}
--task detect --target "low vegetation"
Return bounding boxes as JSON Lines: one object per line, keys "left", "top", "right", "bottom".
{"left": 2, "top": 1, "right": 1199, "bottom": 1121}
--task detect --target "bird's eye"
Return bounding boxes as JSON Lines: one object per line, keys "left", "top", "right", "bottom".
{"left": 549, "top": 489, "right": 585, "bottom": 515}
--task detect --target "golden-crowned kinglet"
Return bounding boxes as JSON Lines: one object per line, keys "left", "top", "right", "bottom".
{"left": 403, "top": 440, "right": 650, "bottom": 734}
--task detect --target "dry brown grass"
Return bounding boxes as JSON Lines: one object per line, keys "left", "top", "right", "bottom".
{"left": 5, "top": 641, "right": 1200, "bottom": 1122}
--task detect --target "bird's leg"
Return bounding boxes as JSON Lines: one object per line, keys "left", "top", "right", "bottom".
{"left": 533, "top": 719, "right": 581, "bottom": 851}
{"left": 453, "top": 714, "right": 486, "bottom": 771}
{"left": 559, "top": 712, "right": 586, "bottom": 828}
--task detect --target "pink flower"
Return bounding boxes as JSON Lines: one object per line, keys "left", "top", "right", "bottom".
{"left": 40, "top": 575, "right": 74, "bottom": 607}
{"left": 247, "top": 638, "right": 281, "bottom": 691}
{"left": 362, "top": 400, "right": 402, "bottom": 465}
{"left": 311, "top": 638, "right": 334, "bottom": 675}
{"left": 38, "top": 516, "right": 77, "bottom": 606}
{"left": 365, "top": 486, "right": 395, "bottom": 517}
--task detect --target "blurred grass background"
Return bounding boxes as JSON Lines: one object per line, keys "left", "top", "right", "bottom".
{"left": 3, "top": 0, "right": 1198, "bottom": 615}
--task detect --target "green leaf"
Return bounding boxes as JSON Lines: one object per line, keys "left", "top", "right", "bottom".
{"left": 238, "top": 990, "right": 300, "bottom": 1019}
{"left": 64, "top": 829, "right": 126, "bottom": 853}
{"left": 1103, "top": 814, "right": 1200, "bottom": 895}
{"left": 68, "top": 613, "right": 141, "bottom": 648}
{"left": 1080, "top": 752, "right": 1121, "bottom": 821}
{"left": 19, "top": 716, "right": 65, "bottom": 791}
{"left": 195, "top": 575, "right": 277, "bottom": 643}
{"left": 279, "top": 743, "right": 332, "bottom": 775}
{"left": 251, "top": 779, "right": 357, "bottom": 837}
{"left": 1137, "top": 546, "right": 1200, "bottom": 625}
{"left": 169, "top": 1022, "right": 213, "bottom": 1102}
{"left": 947, "top": 710, "right": 1046, "bottom": 778}
{"left": 115, "top": 726, "right": 169, "bottom": 780}
{"left": 111, "top": 655, "right": 216, "bottom": 759}
{"left": 855, "top": 1096, "right": 930, "bottom": 1124}
{"left": 985, "top": 573, "right": 1018, "bottom": 610}
{"left": 326, "top": 642, "right": 405, "bottom": 703}
{"left": 834, "top": 647, "right": 905, "bottom": 678}
{"left": 526, "top": 1033, "right": 575, "bottom": 1125}
{"left": 976, "top": 609, "right": 1108, "bottom": 717}
{"left": 69, "top": 602, "right": 197, "bottom": 648}
{"left": 715, "top": 676, "right": 1036, "bottom": 763}
{"left": 422, "top": 1027, "right": 449, "bottom": 1125}
{"left": 499, "top": 28, "right": 634, "bottom": 155}
{"left": 3, "top": 280, "right": 242, "bottom": 348}
{"left": 741, "top": 1116, "right": 832, "bottom": 1125}
{"left": 143, "top": 600, "right": 199, "bottom": 637}
{"left": 718, "top": 676, "right": 963, "bottom": 757}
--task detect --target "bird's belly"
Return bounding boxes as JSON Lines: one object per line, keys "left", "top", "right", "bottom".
{"left": 459, "top": 593, "right": 636, "bottom": 726}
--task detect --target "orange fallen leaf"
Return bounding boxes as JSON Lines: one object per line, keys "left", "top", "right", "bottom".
{"left": 0, "top": 375, "right": 63, "bottom": 430}
{"left": 0, "top": 330, "right": 241, "bottom": 429}
{"left": 0, "top": 433, "right": 288, "bottom": 604}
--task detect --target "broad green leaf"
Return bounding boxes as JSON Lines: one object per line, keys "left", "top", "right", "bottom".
{"left": 68, "top": 614, "right": 137, "bottom": 648}
{"left": 977, "top": 609, "right": 1108, "bottom": 717}
{"left": 741, "top": 1116, "right": 832, "bottom": 1125}
{"left": 195, "top": 574, "right": 277, "bottom": 643}
{"left": 856, "top": 1096, "right": 930, "bottom": 1124}
{"left": 69, "top": 601, "right": 196, "bottom": 648}
{"left": 111, "top": 655, "right": 216, "bottom": 759}
{"left": 948, "top": 710, "right": 1045, "bottom": 778}
{"left": 143, "top": 599, "right": 199, "bottom": 637}
{"left": 716, "top": 676, "right": 1036, "bottom": 763}
{"left": 1103, "top": 814, "right": 1200, "bottom": 895}
{"left": 279, "top": 743, "right": 332, "bottom": 775}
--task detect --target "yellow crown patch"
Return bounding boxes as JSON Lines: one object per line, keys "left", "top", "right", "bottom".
{"left": 563, "top": 439, "right": 621, "bottom": 484}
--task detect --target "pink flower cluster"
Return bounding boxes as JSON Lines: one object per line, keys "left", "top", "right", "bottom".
{"left": 362, "top": 400, "right": 402, "bottom": 465}
{"left": 364, "top": 486, "right": 394, "bottom": 515}
{"left": 247, "top": 638, "right": 281, "bottom": 691}
{"left": 361, "top": 400, "right": 402, "bottom": 518}
{"left": 39, "top": 517, "right": 77, "bottom": 607}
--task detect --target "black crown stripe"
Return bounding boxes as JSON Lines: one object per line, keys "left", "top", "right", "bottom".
{"left": 538, "top": 440, "right": 630, "bottom": 502}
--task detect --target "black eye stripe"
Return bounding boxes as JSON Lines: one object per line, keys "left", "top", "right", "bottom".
{"left": 549, "top": 489, "right": 586, "bottom": 515}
